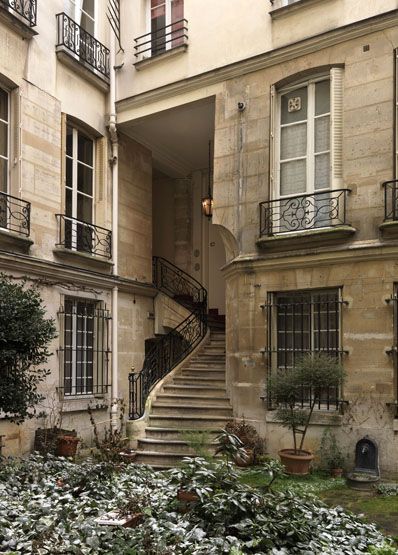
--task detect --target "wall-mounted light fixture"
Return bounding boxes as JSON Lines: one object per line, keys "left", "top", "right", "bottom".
{"left": 201, "top": 140, "right": 213, "bottom": 218}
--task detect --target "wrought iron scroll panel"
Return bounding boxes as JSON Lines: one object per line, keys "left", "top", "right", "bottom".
{"left": 383, "top": 180, "right": 398, "bottom": 222}
{"left": 0, "top": 192, "right": 30, "bottom": 236}
{"left": 260, "top": 189, "right": 350, "bottom": 236}
{"left": 0, "top": 0, "right": 36, "bottom": 27}
{"left": 56, "top": 214, "right": 112, "bottom": 259}
{"left": 129, "top": 257, "right": 208, "bottom": 420}
{"left": 56, "top": 13, "right": 110, "bottom": 78}
{"left": 134, "top": 19, "right": 188, "bottom": 60}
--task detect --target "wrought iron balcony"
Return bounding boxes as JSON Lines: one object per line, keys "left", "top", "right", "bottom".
{"left": 383, "top": 180, "right": 398, "bottom": 222}
{"left": 56, "top": 13, "right": 110, "bottom": 79}
{"left": 134, "top": 19, "right": 188, "bottom": 61}
{"left": 56, "top": 214, "right": 112, "bottom": 260}
{"left": 259, "top": 189, "right": 350, "bottom": 236}
{"left": 0, "top": 0, "right": 37, "bottom": 27}
{"left": 0, "top": 191, "right": 31, "bottom": 237}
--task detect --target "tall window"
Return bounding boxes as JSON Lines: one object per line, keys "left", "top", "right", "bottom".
{"left": 66, "top": 0, "right": 95, "bottom": 34}
{"left": 149, "top": 0, "right": 184, "bottom": 55}
{"left": 60, "top": 298, "right": 110, "bottom": 396}
{"left": 266, "top": 288, "right": 343, "bottom": 409}
{"left": 65, "top": 124, "right": 94, "bottom": 253}
{"left": 0, "top": 87, "right": 8, "bottom": 196}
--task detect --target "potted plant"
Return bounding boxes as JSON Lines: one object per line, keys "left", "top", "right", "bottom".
{"left": 215, "top": 429, "right": 250, "bottom": 466}
{"left": 35, "top": 394, "right": 77, "bottom": 456}
{"left": 56, "top": 434, "right": 80, "bottom": 457}
{"left": 268, "top": 352, "right": 345, "bottom": 476}
{"left": 319, "top": 428, "right": 345, "bottom": 477}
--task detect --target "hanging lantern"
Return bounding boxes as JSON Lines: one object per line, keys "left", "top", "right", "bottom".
{"left": 201, "top": 195, "right": 213, "bottom": 218}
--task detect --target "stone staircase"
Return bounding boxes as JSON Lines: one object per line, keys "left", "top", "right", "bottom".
{"left": 134, "top": 323, "right": 231, "bottom": 468}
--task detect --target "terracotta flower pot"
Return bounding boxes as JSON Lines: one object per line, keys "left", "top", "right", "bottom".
{"left": 330, "top": 467, "right": 344, "bottom": 478}
{"left": 278, "top": 448, "right": 314, "bottom": 476}
{"left": 177, "top": 489, "right": 199, "bottom": 503}
{"left": 56, "top": 435, "right": 79, "bottom": 458}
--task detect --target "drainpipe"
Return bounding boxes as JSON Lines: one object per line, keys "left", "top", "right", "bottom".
{"left": 109, "top": 32, "right": 119, "bottom": 429}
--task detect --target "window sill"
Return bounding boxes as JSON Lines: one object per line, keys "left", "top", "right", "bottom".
{"left": 269, "top": 0, "right": 327, "bottom": 19}
{"left": 0, "top": 6, "right": 37, "bottom": 39}
{"left": 60, "top": 398, "right": 109, "bottom": 413}
{"left": 0, "top": 228, "right": 33, "bottom": 254}
{"left": 55, "top": 47, "right": 110, "bottom": 92}
{"left": 266, "top": 410, "right": 342, "bottom": 426}
{"left": 379, "top": 220, "right": 398, "bottom": 238}
{"left": 53, "top": 247, "right": 113, "bottom": 272}
{"left": 256, "top": 225, "right": 356, "bottom": 251}
{"left": 134, "top": 44, "right": 188, "bottom": 71}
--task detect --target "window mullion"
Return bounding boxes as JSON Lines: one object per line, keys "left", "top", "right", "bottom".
{"left": 307, "top": 83, "right": 315, "bottom": 194}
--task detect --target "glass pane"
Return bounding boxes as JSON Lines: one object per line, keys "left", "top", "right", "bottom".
{"left": 0, "top": 158, "right": 7, "bottom": 193}
{"left": 315, "top": 153, "right": 330, "bottom": 190}
{"left": 0, "top": 121, "right": 7, "bottom": 158}
{"left": 65, "top": 188, "right": 73, "bottom": 217}
{"left": 171, "top": 0, "right": 184, "bottom": 21}
{"left": 315, "top": 115, "right": 330, "bottom": 153}
{"left": 151, "top": 12, "right": 166, "bottom": 54}
{"left": 81, "top": 12, "right": 94, "bottom": 35}
{"left": 280, "top": 159, "right": 306, "bottom": 196}
{"left": 78, "top": 133, "right": 93, "bottom": 165}
{"left": 315, "top": 80, "right": 330, "bottom": 116}
{"left": 77, "top": 193, "right": 92, "bottom": 222}
{"left": 82, "top": 0, "right": 95, "bottom": 18}
{"left": 66, "top": 157, "right": 73, "bottom": 189}
{"left": 151, "top": 0, "right": 165, "bottom": 7}
{"left": 281, "top": 87, "right": 307, "bottom": 125}
{"left": 281, "top": 123, "right": 307, "bottom": 160}
{"left": 77, "top": 163, "right": 93, "bottom": 196}
{"left": 66, "top": 126, "right": 73, "bottom": 157}
{"left": 0, "top": 89, "right": 7, "bottom": 122}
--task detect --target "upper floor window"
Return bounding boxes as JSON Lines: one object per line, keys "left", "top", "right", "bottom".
{"left": 0, "top": 87, "right": 8, "bottom": 195}
{"left": 149, "top": 0, "right": 184, "bottom": 55}
{"left": 66, "top": 0, "right": 95, "bottom": 34}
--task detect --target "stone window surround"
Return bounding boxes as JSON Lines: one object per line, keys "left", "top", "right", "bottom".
{"left": 269, "top": 0, "right": 329, "bottom": 19}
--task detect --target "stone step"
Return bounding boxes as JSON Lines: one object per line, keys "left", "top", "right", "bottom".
{"left": 148, "top": 414, "right": 232, "bottom": 428}
{"left": 162, "top": 384, "right": 227, "bottom": 396}
{"left": 134, "top": 450, "right": 187, "bottom": 467}
{"left": 151, "top": 403, "right": 233, "bottom": 417}
{"left": 180, "top": 370, "right": 225, "bottom": 379}
{"left": 145, "top": 427, "right": 222, "bottom": 440}
{"left": 172, "top": 376, "right": 226, "bottom": 386}
{"left": 137, "top": 437, "right": 218, "bottom": 455}
{"left": 157, "top": 393, "right": 230, "bottom": 406}
{"left": 182, "top": 366, "right": 225, "bottom": 372}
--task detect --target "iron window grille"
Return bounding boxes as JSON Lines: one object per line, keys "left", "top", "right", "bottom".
{"left": 134, "top": 19, "right": 188, "bottom": 60}
{"left": 58, "top": 299, "right": 111, "bottom": 397}
{"left": 0, "top": 0, "right": 37, "bottom": 27}
{"left": 386, "top": 289, "right": 398, "bottom": 404}
{"left": 265, "top": 288, "right": 346, "bottom": 410}
{"left": 0, "top": 191, "right": 31, "bottom": 236}
{"left": 383, "top": 180, "right": 398, "bottom": 222}
{"left": 56, "top": 214, "right": 112, "bottom": 259}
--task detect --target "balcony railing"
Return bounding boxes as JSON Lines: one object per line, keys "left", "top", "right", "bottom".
{"left": 134, "top": 19, "right": 188, "bottom": 60}
{"left": 259, "top": 189, "right": 350, "bottom": 236}
{"left": 56, "top": 214, "right": 112, "bottom": 260}
{"left": 383, "top": 180, "right": 398, "bottom": 222}
{"left": 0, "top": 191, "right": 31, "bottom": 237}
{"left": 0, "top": 0, "right": 37, "bottom": 27}
{"left": 56, "top": 13, "right": 110, "bottom": 79}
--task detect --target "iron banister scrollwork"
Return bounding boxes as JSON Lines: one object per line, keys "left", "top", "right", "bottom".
{"left": 55, "top": 214, "right": 112, "bottom": 260}
{"left": 56, "top": 12, "right": 110, "bottom": 79}
{"left": 0, "top": 0, "right": 37, "bottom": 27}
{"left": 259, "top": 188, "right": 351, "bottom": 237}
{"left": 0, "top": 191, "right": 31, "bottom": 236}
{"left": 129, "top": 257, "right": 208, "bottom": 420}
{"left": 382, "top": 179, "right": 398, "bottom": 222}
{"left": 134, "top": 18, "right": 188, "bottom": 59}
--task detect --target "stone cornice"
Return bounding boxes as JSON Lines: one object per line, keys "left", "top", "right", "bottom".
{"left": 116, "top": 9, "right": 398, "bottom": 114}
{"left": 0, "top": 250, "right": 156, "bottom": 297}
{"left": 222, "top": 241, "right": 398, "bottom": 279}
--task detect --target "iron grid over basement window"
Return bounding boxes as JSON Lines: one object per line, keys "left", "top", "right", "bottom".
{"left": 265, "top": 288, "right": 346, "bottom": 410}
{"left": 58, "top": 298, "right": 111, "bottom": 397}
{"left": 386, "top": 289, "right": 398, "bottom": 402}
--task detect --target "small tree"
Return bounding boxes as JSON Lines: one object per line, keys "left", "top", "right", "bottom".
{"left": 268, "top": 352, "right": 345, "bottom": 455}
{"left": 0, "top": 275, "right": 57, "bottom": 423}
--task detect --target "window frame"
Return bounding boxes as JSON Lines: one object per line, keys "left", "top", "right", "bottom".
{"left": 0, "top": 86, "right": 10, "bottom": 195}
{"left": 67, "top": 0, "right": 96, "bottom": 35}
{"left": 146, "top": 0, "right": 184, "bottom": 55}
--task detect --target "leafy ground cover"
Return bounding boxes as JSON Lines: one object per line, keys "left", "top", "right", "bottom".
{"left": 0, "top": 455, "right": 394, "bottom": 554}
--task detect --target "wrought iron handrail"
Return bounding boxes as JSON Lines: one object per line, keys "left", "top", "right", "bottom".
{"left": 383, "top": 180, "right": 398, "bottom": 222}
{"left": 0, "top": 191, "right": 31, "bottom": 236}
{"left": 56, "top": 12, "right": 110, "bottom": 79}
{"left": 259, "top": 188, "right": 351, "bottom": 236}
{"left": 55, "top": 214, "right": 112, "bottom": 260}
{"left": 134, "top": 18, "right": 188, "bottom": 59}
{"left": 0, "top": 0, "right": 36, "bottom": 27}
{"left": 129, "top": 256, "right": 208, "bottom": 420}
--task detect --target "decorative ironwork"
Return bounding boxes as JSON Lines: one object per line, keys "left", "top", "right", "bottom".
{"left": 134, "top": 19, "right": 188, "bottom": 60}
{"left": 129, "top": 257, "right": 207, "bottom": 420}
{"left": 58, "top": 299, "right": 111, "bottom": 397}
{"left": 264, "top": 290, "right": 346, "bottom": 411}
{"left": 0, "top": 0, "right": 37, "bottom": 27}
{"left": 383, "top": 180, "right": 398, "bottom": 222}
{"left": 259, "top": 189, "right": 350, "bottom": 236}
{"left": 56, "top": 12, "right": 110, "bottom": 79}
{"left": 0, "top": 191, "right": 31, "bottom": 237}
{"left": 56, "top": 214, "right": 112, "bottom": 260}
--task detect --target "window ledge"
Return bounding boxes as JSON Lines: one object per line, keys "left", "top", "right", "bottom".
{"left": 0, "top": 7, "right": 37, "bottom": 38}
{"left": 53, "top": 247, "right": 113, "bottom": 272}
{"left": 56, "top": 48, "right": 110, "bottom": 92}
{"left": 379, "top": 220, "right": 398, "bottom": 238}
{"left": 60, "top": 398, "right": 109, "bottom": 413}
{"left": 256, "top": 225, "right": 356, "bottom": 251}
{"left": 134, "top": 44, "right": 188, "bottom": 71}
{"left": 0, "top": 228, "right": 33, "bottom": 254}
{"left": 266, "top": 410, "right": 343, "bottom": 426}
{"left": 269, "top": 0, "right": 327, "bottom": 19}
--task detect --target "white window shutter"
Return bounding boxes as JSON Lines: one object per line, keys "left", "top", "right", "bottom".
{"left": 9, "top": 88, "right": 21, "bottom": 196}
{"left": 60, "top": 113, "right": 67, "bottom": 213}
{"left": 330, "top": 67, "right": 344, "bottom": 189}
{"left": 269, "top": 84, "right": 276, "bottom": 198}
{"left": 95, "top": 136, "right": 109, "bottom": 228}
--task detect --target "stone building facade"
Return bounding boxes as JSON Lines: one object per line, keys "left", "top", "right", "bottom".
{"left": 1, "top": 0, "right": 398, "bottom": 475}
